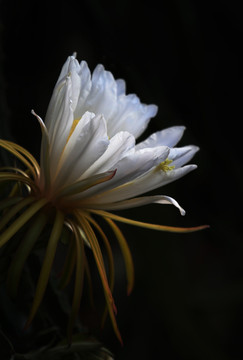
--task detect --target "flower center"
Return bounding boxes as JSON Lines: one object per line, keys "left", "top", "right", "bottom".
{"left": 158, "top": 159, "right": 175, "bottom": 172}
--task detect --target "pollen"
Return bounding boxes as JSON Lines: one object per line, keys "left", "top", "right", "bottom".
{"left": 158, "top": 158, "right": 175, "bottom": 172}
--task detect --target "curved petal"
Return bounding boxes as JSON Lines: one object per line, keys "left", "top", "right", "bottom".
{"left": 53, "top": 112, "right": 109, "bottom": 188}
{"left": 84, "top": 194, "right": 185, "bottom": 215}
{"left": 45, "top": 58, "right": 80, "bottom": 140}
{"left": 169, "top": 145, "right": 199, "bottom": 168}
{"left": 52, "top": 57, "right": 158, "bottom": 140}
{"left": 78, "top": 146, "right": 170, "bottom": 199}
{"left": 82, "top": 64, "right": 118, "bottom": 121}
{"left": 116, "top": 79, "right": 126, "bottom": 95}
{"left": 136, "top": 126, "right": 186, "bottom": 149}
{"left": 107, "top": 95, "right": 158, "bottom": 139}
{"left": 82, "top": 131, "right": 135, "bottom": 178}
{"left": 45, "top": 75, "right": 75, "bottom": 179}
{"left": 74, "top": 60, "right": 92, "bottom": 117}
{"left": 84, "top": 164, "right": 197, "bottom": 205}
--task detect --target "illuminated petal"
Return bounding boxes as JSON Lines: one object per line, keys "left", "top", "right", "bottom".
{"left": 87, "top": 64, "right": 157, "bottom": 138}
{"left": 79, "top": 146, "right": 169, "bottom": 199}
{"left": 136, "top": 126, "right": 186, "bottom": 149}
{"left": 107, "top": 94, "right": 157, "bottom": 139}
{"left": 46, "top": 76, "right": 75, "bottom": 179}
{"left": 50, "top": 58, "right": 157, "bottom": 139}
{"left": 85, "top": 164, "right": 197, "bottom": 205}
{"left": 82, "top": 131, "right": 135, "bottom": 178}
{"left": 45, "top": 56, "right": 80, "bottom": 133}
{"left": 79, "top": 64, "right": 119, "bottom": 122}
{"left": 86, "top": 194, "right": 185, "bottom": 215}
{"left": 54, "top": 113, "right": 109, "bottom": 187}
{"left": 169, "top": 145, "right": 199, "bottom": 168}
{"left": 74, "top": 60, "right": 92, "bottom": 115}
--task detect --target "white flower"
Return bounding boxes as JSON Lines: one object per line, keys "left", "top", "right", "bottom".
{"left": 36, "top": 54, "right": 198, "bottom": 215}
{"left": 0, "top": 54, "right": 206, "bottom": 344}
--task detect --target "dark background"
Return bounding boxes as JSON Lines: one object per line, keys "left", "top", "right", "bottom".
{"left": 0, "top": 0, "right": 242, "bottom": 359}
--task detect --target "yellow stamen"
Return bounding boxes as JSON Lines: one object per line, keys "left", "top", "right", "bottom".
{"left": 158, "top": 158, "right": 175, "bottom": 172}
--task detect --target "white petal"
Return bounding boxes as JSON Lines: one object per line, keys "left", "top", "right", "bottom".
{"left": 45, "top": 76, "right": 74, "bottom": 179}
{"left": 116, "top": 79, "right": 126, "bottom": 95}
{"left": 85, "top": 164, "right": 197, "bottom": 204}
{"left": 74, "top": 61, "right": 92, "bottom": 117}
{"left": 154, "top": 195, "right": 186, "bottom": 215}
{"left": 53, "top": 112, "right": 109, "bottom": 187}
{"left": 80, "top": 64, "right": 118, "bottom": 121}
{"left": 56, "top": 55, "right": 80, "bottom": 83}
{"left": 78, "top": 146, "right": 170, "bottom": 199}
{"left": 45, "top": 56, "right": 80, "bottom": 132}
{"left": 107, "top": 95, "right": 158, "bottom": 139}
{"left": 82, "top": 131, "right": 135, "bottom": 178}
{"left": 85, "top": 194, "right": 185, "bottom": 215}
{"left": 50, "top": 56, "right": 158, "bottom": 141}
{"left": 107, "top": 146, "right": 169, "bottom": 188}
{"left": 136, "top": 126, "right": 186, "bottom": 149}
{"left": 169, "top": 145, "right": 199, "bottom": 168}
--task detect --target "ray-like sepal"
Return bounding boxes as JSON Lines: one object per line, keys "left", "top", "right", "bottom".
{"left": 7, "top": 211, "right": 48, "bottom": 298}
{"left": 74, "top": 212, "right": 123, "bottom": 344}
{"left": 0, "top": 197, "right": 47, "bottom": 248}
{"left": 25, "top": 210, "right": 64, "bottom": 328}
{"left": 104, "top": 217, "right": 134, "bottom": 296}
{"left": 67, "top": 222, "right": 85, "bottom": 344}
{"left": 85, "top": 214, "right": 115, "bottom": 326}
{"left": 0, "top": 172, "right": 37, "bottom": 191}
{"left": 90, "top": 209, "right": 209, "bottom": 233}
{"left": 0, "top": 139, "right": 40, "bottom": 179}
{"left": 59, "top": 233, "right": 76, "bottom": 289}
{"left": 0, "top": 196, "right": 23, "bottom": 213}
{"left": 31, "top": 110, "right": 51, "bottom": 191}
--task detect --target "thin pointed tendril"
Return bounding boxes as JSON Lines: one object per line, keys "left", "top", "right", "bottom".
{"left": 0, "top": 198, "right": 47, "bottom": 249}
{"left": 105, "top": 217, "right": 134, "bottom": 296}
{"left": 0, "top": 196, "right": 23, "bottom": 212}
{"left": 0, "top": 197, "right": 35, "bottom": 234}
{"left": 90, "top": 209, "right": 209, "bottom": 233}
{"left": 86, "top": 214, "right": 115, "bottom": 327}
{"left": 0, "top": 140, "right": 39, "bottom": 179}
{"left": 0, "top": 172, "right": 35, "bottom": 186}
{"left": 67, "top": 222, "right": 85, "bottom": 344}
{"left": 75, "top": 212, "right": 123, "bottom": 344}
{"left": 25, "top": 210, "right": 64, "bottom": 327}
{"left": 59, "top": 234, "right": 76, "bottom": 290}
{"left": 7, "top": 212, "right": 48, "bottom": 298}
{"left": 31, "top": 110, "right": 51, "bottom": 191}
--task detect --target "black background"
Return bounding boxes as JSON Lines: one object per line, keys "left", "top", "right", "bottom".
{"left": 0, "top": 0, "right": 242, "bottom": 359}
